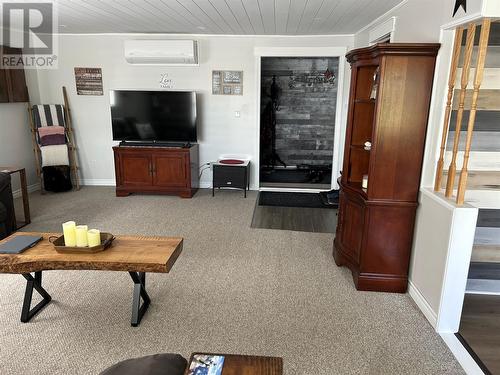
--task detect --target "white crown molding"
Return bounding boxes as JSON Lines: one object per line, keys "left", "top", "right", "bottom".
{"left": 440, "top": 12, "right": 483, "bottom": 30}
{"left": 55, "top": 32, "right": 355, "bottom": 39}
{"left": 356, "top": 0, "right": 410, "bottom": 34}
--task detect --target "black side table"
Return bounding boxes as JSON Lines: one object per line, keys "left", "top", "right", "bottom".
{"left": 0, "top": 167, "right": 30, "bottom": 229}
{"left": 212, "top": 161, "right": 250, "bottom": 197}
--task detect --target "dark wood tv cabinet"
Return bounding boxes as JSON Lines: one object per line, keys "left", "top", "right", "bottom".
{"left": 113, "top": 144, "right": 199, "bottom": 198}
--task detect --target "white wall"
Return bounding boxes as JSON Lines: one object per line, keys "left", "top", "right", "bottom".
{"left": 0, "top": 70, "right": 40, "bottom": 193}
{"left": 33, "top": 34, "right": 353, "bottom": 188}
{"left": 354, "top": 0, "right": 491, "bottom": 186}
{"left": 409, "top": 189, "right": 478, "bottom": 331}
{"left": 0, "top": 103, "right": 36, "bottom": 192}
{"left": 354, "top": 0, "right": 486, "bottom": 188}
{"left": 355, "top": 0, "right": 484, "bottom": 47}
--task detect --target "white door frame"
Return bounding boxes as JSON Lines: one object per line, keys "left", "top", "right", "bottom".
{"left": 254, "top": 46, "right": 348, "bottom": 192}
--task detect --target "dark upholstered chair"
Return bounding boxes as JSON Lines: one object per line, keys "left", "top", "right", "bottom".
{"left": 0, "top": 172, "right": 16, "bottom": 240}
{"left": 0, "top": 202, "right": 7, "bottom": 240}
{"left": 100, "top": 353, "right": 187, "bottom": 375}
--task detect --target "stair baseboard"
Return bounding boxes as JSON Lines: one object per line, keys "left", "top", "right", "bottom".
{"left": 471, "top": 245, "right": 500, "bottom": 263}
{"left": 466, "top": 278, "right": 500, "bottom": 295}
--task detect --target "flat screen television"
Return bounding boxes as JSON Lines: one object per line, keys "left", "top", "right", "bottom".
{"left": 110, "top": 90, "right": 197, "bottom": 143}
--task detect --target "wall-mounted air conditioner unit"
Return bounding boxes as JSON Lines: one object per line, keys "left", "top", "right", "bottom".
{"left": 124, "top": 40, "right": 198, "bottom": 65}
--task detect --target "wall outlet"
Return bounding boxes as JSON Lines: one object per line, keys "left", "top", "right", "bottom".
{"left": 234, "top": 110, "right": 240, "bottom": 118}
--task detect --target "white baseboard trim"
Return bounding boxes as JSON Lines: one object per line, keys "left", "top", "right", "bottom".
{"left": 80, "top": 179, "right": 116, "bottom": 186}
{"left": 408, "top": 280, "right": 438, "bottom": 328}
{"left": 80, "top": 180, "right": 258, "bottom": 191}
{"left": 200, "top": 181, "right": 258, "bottom": 190}
{"left": 409, "top": 283, "right": 486, "bottom": 374}
{"left": 12, "top": 183, "right": 40, "bottom": 199}
{"left": 440, "top": 333, "right": 485, "bottom": 375}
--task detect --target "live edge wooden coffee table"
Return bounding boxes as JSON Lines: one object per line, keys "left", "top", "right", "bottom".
{"left": 0, "top": 232, "right": 183, "bottom": 327}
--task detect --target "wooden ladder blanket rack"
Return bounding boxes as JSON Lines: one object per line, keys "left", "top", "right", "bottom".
{"left": 28, "top": 86, "right": 80, "bottom": 192}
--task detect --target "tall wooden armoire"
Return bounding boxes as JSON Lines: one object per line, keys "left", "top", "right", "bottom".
{"left": 333, "top": 43, "right": 440, "bottom": 293}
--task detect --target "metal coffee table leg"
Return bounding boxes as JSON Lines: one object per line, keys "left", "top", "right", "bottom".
{"left": 21, "top": 271, "right": 52, "bottom": 323}
{"left": 129, "top": 271, "right": 151, "bottom": 327}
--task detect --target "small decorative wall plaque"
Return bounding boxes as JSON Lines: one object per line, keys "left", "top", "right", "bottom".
{"left": 288, "top": 68, "right": 336, "bottom": 89}
{"left": 212, "top": 70, "right": 243, "bottom": 95}
{"left": 74, "top": 67, "right": 103, "bottom": 95}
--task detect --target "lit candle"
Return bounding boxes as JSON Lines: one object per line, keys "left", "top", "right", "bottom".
{"left": 87, "top": 229, "right": 101, "bottom": 247}
{"left": 75, "top": 225, "right": 89, "bottom": 247}
{"left": 62, "top": 221, "right": 77, "bottom": 247}
{"left": 362, "top": 174, "right": 369, "bottom": 189}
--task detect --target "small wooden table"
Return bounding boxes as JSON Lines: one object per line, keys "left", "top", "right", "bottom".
{"left": 0, "top": 232, "right": 183, "bottom": 326}
{"left": 185, "top": 353, "right": 283, "bottom": 375}
{"left": 0, "top": 166, "right": 30, "bottom": 229}
{"left": 212, "top": 161, "right": 250, "bottom": 198}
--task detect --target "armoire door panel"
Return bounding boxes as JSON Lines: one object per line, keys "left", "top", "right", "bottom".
{"left": 370, "top": 56, "right": 436, "bottom": 201}
{"left": 339, "top": 195, "right": 364, "bottom": 264}
{"left": 153, "top": 154, "right": 187, "bottom": 187}
{"left": 361, "top": 205, "right": 416, "bottom": 276}
{"left": 120, "top": 154, "right": 152, "bottom": 186}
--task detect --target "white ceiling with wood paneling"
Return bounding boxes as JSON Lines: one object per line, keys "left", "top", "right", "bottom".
{"left": 55, "top": 0, "right": 404, "bottom": 35}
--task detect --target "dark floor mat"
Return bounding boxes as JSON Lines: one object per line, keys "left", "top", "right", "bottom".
{"left": 251, "top": 204, "right": 337, "bottom": 233}
{"left": 258, "top": 191, "right": 337, "bottom": 209}
{"left": 260, "top": 168, "right": 332, "bottom": 184}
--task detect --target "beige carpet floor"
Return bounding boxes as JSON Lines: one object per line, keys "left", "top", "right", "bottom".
{"left": 0, "top": 187, "right": 463, "bottom": 374}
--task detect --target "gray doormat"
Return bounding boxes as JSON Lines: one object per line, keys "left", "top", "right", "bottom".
{"left": 258, "top": 191, "right": 337, "bottom": 209}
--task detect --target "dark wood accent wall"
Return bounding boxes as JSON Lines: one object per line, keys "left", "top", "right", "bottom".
{"left": 0, "top": 47, "right": 29, "bottom": 103}
{"left": 333, "top": 43, "right": 440, "bottom": 293}
{"left": 261, "top": 57, "right": 338, "bottom": 166}
{"left": 113, "top": 145, "right": 199, "bottom": 198}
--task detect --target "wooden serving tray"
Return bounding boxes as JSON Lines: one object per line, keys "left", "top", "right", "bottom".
{"left": 49, "top": 233, "right": 115, "bottom": 254}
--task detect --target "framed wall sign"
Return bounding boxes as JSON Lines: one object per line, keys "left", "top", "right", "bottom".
{"left": 74, "top": 67, "right": 103, "bottom": 95}
{"left": 212, "top": 70, "right": 243, "bottom": 95}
